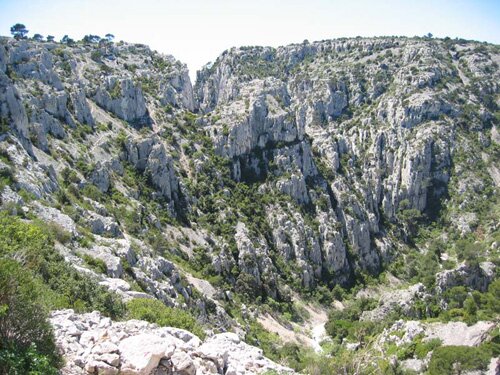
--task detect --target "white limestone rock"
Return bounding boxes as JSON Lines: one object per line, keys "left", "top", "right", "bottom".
{"left": 119, "top": 334, "right": 176, "bottom": 375}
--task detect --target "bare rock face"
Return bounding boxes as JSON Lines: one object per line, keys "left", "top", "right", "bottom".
{"left": 33, "top": 201, "right": 77, "bottom": 234}
{"left": 436, "top": 262, "right": 496, "bottom": 293}
{"left": 122, "top": 136, "right": 181, "bottom": 214}
{"left": 71, "top": 87, "right": 95, "bottom": 126}
{"left": 119, "top": 334, "right": 176, "bottom": 375}
{"left": 193, "top": 37, "right": 470, "bottom": 282}
{"left": 360, "top": 283, "right": 429, "bottom": 322}
{"left": 0, "top": 78, "right": 30, "bottom": 146}
{"left": 235, "top": 222, "right": 278, "bottom": 300}
{"left": 50, "top": 309, "right": 294, "bottom": 375}
{"left": 160, "top": 69, "right": 195, "bottom": 112}
{"left": 208, "top": 78, "right": 302, "bottom": 159}
{"left": 1, "top": 35, "right": 497, "bottom": 294}
{"left": 379, "top": 319, "right": 497, "bottom": 374}
{"left": 94, "top": 77, "right": 150, "bottom": 127}
{"left": 0, "top": 36, "right": 498, "bottom": 373}
{"left": 88, "top": 163, "right": 111, "bottom": 193}
{"left": 380, "top": 319, "right": 496, "bottom": 348}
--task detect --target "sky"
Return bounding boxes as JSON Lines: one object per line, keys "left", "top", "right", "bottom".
{"left": 0, "top": 0, "right": 499, "bottom": 81}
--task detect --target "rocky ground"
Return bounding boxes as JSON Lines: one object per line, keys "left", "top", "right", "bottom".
{"left": 50, "top": 310, "right": 293, "bottom": 375}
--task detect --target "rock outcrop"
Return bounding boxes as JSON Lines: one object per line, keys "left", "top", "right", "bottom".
{"left": 51, "top": 309, "right": 294, "bottom": 375}
{"left": 94, "top": 78, "right": 150, "bottom": 127}
{"left": 360, "top": 283, "right": 429, "bottom": 322}
{"left": 436, "top": 262, "right": 496, "bottom": 293}
{"left": 379, "top": 320, "right": 499, "bottom": 374}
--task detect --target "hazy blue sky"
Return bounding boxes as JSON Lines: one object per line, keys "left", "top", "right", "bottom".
{"left": 1, "top": 0, "right": 499, "bottom": 79}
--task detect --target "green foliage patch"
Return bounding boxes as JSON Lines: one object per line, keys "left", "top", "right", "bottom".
{"left": 126, "top": 298, "right": 205, "bottom": 339}
{"left": 428, "top": 345, "right": 492, "bottom": 375}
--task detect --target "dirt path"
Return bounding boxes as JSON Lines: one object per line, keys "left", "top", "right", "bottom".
{"left": 303, "top": 303, "right": 329, "bottom": 352}
{"left": 257, "top": 300, "right": 329, "bottom": 353}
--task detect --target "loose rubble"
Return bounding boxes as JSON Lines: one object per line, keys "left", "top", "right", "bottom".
{"left": 51, "top": 309, "right": 294, "bottom": 375}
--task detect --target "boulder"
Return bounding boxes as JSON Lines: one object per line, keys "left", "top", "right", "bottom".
{"left": 118, "top": 334, "right": 176, "bottom": 375}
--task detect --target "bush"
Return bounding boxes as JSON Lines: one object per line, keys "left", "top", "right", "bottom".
{"left": 325, "top": 298, "right": 379, "bottom": 341}
{"left": 414, "top": 338, "right": 442, "bottom": 359}
{"left": 325, "top": 319, "right": 353, "bottom": 341}
{"left": 126, "top": 298, "right": 205, "bottom": 339}
{"left": 0, "top": 212, "right": 125, "bottom": 319}
{"left": 428, "top": 345, "right": 491, "bottom": 375}
{"left": 245, "top": 320, "right": 282, "bottom": 362}
{"left": 0, "top": 259, "right": 60, "bottom": 373}
{"left": 0, "top": 342, "right": 59, "bottom": 375}
{"left": 82, "top": 254, "right": 107, "bottom": 274}
{"left": 39, "top": 220, "right": 72, "bottom": 244}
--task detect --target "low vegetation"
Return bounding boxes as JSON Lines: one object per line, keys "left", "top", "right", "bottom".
{"left": 126, "top": 298, "right": 205, "bottom": 339}
{"left": 0, "top": 212, "right": 125, "bottom": 371}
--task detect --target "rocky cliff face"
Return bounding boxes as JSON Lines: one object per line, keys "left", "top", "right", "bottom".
{"left": 194, "top": 38, "right": 499, "bottom": 289}
{"left": 0, "top": 35, "right": 499, "bottom": 374}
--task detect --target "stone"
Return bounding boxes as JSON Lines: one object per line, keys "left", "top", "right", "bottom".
{"left": 425, "top": 321, "right": 496, "bottom": 347}
{"left": 96, "top": 353, "right": 120, "bottom": 367}
{"left": 88, "top": 164, "right": 110, "bottom": 193}
{"left": 171, "top": 350, "right": 196, "bottom": 375}
{"left": 50, "top": 310, "right": 293, "bottom": 375}
{"left": 400, "top": 358, "right": 426, "bottom": 373}
{"left": 86, "top": 212, "right": 122, "bottom": 237}
{"left": 91, "top": 341, "right": 119, "bottom": 355}
{"left": 82, "top": 246, "right": 123, "bottom": 278}
{"left": 197, "top": 332, "right": 294, "bottom": 374}
{"left": 345, "top": 342, "right": 361, "bottom": 351}
{"left": 436, "top": 262, "right": 496, "bottom": 293}
{"left": 33, "top": 202, "right": 77, "bottom": 234}
{"left": 118, "top": 334, "right": 175, "bottom": 375}
{"left": 360, "top": 283, "right": 428, "bottom": 322}
{"left": 85, "top": 360, "right": 118, "bottom": 375}
{"left": 71, "top": 87, "right": 95, "bottom": 126}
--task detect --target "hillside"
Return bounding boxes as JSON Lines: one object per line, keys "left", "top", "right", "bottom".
{"left": 0, "top": 34, "right": 499, "bottom": 374}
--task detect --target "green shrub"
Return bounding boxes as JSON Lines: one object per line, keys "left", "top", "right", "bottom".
{"left": 0, "top": 259, "right": 60, "bottom": 373}
{"left": 245, "top": 320, "right": 282, "bottom": 362}
{"left": 326, "top": 298, "right": 379, "bottom": 341}
{"left": 126, "top": 298, "right": 205, "bottom": 339}
{"left": 0, "top": 212, "right": 125, "bottom": 319}
{"left": 81, "top": 184, "right": 104, "bottom": 202}
{"left": 82, "top": 254, "right": 107, "bottom": 274}
{"left": 39, "top": 220, "right": 72, "bottom": 244}
{"left": 109, "top": 81, "right": 122, "bottom": 99}
{"left": 414, "top": 338, "right": 442, "bottom": 359}
{"left": 443, "top": 286, "right": 468, "bottom": 309}
{"left": 0, "top": 342, "right": 59, "bottom": 375}
{"left": 90, "top": 50, "right": 102, "bottom": 62}
{"left": 17, "top": 188, "right": 35, "bottom": 203}
{"left": 428, "top": 345, "right": 491, "bottom": 375}
{"left": 0, "top": 166, "right": 16, "bottom": 191}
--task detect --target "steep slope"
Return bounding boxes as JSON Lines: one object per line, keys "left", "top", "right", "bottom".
{"left": 0, "top": 35, "right": 499, "bottom": 374}
{"left": 194, "top": 37, "right": 499, "bottom": 290}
